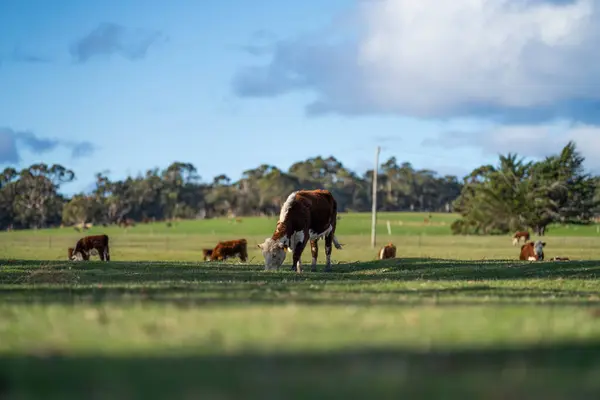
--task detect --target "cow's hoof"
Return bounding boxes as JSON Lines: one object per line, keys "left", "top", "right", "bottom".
{"left": 311, "top": 267, "right": 317, "bottom": 272}
{"left": 324, "top": 267, "right": 332, "bottom": 273}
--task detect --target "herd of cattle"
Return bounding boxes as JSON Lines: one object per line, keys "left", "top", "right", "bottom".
{"left": 66, "top": 189, "right": 571, "bottom": 269}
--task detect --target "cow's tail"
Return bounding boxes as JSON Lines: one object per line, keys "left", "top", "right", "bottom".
{"left": 331, "top": 196, "right": 343, "bottom": 250}
{"left": 333, "top": 235, "right": 343, "bottom": 250}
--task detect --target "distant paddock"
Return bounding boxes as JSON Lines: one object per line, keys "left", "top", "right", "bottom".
{"left": 1, "top": 211, "right": 600, "bottom": 263}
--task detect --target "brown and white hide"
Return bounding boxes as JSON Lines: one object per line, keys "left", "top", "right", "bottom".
{"left": 257, "top": 189, "right": 343, "bottom": 273}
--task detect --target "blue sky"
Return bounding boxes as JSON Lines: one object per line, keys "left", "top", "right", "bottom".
{"left": 2, "top": 0, "right": 600, "bottom": 195}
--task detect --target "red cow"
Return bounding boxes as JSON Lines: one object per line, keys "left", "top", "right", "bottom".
{"left": 378, "top": 243, "right": 396, "bottom": 260}
{"left": 69, "top": 234, "right": 110, "bottom": 261}
{"left": 210, "top": 239, "right": 248, "bottom": 262}
{"left": 512, "top": 231, "right": 531, "bottom": 246}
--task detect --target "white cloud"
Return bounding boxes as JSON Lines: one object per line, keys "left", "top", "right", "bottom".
{"left": 422, "top": 121, "right": 600, "bottom": 171}
{"left": 234, "top": 0, "right": 600, "bottom": 122}
{"left": 358, "top": 0, "right": 596, "bottom": 113}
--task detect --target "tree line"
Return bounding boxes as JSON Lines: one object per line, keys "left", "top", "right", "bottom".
{"left": 0, "top": 142, "right": 597, "bottom": 235}
{"left": 0, "top": 156, "right": 461, "bottom": 231}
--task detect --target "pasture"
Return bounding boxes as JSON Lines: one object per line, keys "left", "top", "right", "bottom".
{"left": 1, "top": 212, "right": 600, "bottom": 399}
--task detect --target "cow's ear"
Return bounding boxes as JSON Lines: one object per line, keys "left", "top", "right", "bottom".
{"left": 542, "top": 242, "right": 546, "bottom": 247}
{"left": 257, "top": 244, "right": 263, "bottom": 249}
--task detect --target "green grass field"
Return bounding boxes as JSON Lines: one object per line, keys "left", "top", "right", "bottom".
{"left": 2, "top": 212, "right": 600, "bottom": 399}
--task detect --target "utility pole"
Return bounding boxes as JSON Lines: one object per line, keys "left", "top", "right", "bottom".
{"left": 371, "top": 146, "right": 380, "bottom": 249}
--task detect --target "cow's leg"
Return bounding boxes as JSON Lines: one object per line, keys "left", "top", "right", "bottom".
{"left": 289, "top": 231, "right": 303, "bottom": 271}
{"left": 293, "top": 233, "right": 309, "bottom": 273}
{"left": 324, "top": 233, "right": 334, "bottom": 272}
{"left": 242, "top": 245, "right": 248, "bottom": 262}
{"left": 98, "top": 246, "right": 105, "bottom": 261}
{"left": 310, "top": 240, "right": 319, "bottom": 272}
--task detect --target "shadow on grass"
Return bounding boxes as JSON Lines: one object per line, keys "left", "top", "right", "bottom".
{"left": 1, "top": 340, "right": 600, "bottom": 399}
{"left": 2, "top": 258, "right": 600, "bottom": 284}
{"left": 2, "top": 258, "right": 600, "bottom": 309}
{"left": 1, "top": 283, "right": 600, "bottom": 307}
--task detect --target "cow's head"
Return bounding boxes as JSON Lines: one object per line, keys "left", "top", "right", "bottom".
{"left": 257, "top": 238, "right": 287, "bottom": 270}
{"left": 68, "top": 247, "right": 84, "bottom": 261}
{"left": 533, "top": 240, "right": 546, "bottom": 260}
{"left": 202, "top": 249, "right": 213, "bottom": 260}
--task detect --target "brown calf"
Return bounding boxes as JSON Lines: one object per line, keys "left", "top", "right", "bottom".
{"left": 512, "top": 231, "right": 531, "bottom": 246}
{"left": 378, "top": 243, "right": 397, "bottom": 260}
{"left": 519, "top": 240, "right": 545, "bottom": 261}
{"left": 69, "top": 234, "right": 110, "bottom": 261}
{"left": 257, "top": 189, "right": 343, "bottom": 273}
{"left": 210, "top": 239, "right": 248, "bottom": 262}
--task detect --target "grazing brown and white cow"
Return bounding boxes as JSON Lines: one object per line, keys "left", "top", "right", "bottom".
{"left": 257, "top": 189, "right": 343, "bottom": 272}
{"left": 69, "top": 234, "right": 110, "bottom": 261}
{"left": 210, "top": 239, "right": 248, "bottom": 262}
{"left": 202, "top": 248, "right": 214, "bottom": 261}
{"left": 512, "top": 231, "right": 531, "bottom": 246}
{"left": 519, "top": 240, "right": 545, "bottom": 261}
{"left": 378, "top": 243, "right": 396, "bottom": 260}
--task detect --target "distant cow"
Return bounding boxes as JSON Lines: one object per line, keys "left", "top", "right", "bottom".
{"left": 210, "top": 239, "right": 248, "bottom": 262}
{"left": 378, "top": 243, "right": 396, "bottom": 260}
{"left": 519, "top": 240, "right": 545, "bottom": 261}
{"left": 69, "top": 234, "right": 110, "bottom": 261}
{"left": 257, "top": 189, "right": 343, "bottom": 273}
{"left": 512, "top": 231, "right": 531, "bottom": 246}
{"left": 118, "top": 218, "right": 136, "bottom": 228}
{"left": 202, "top": 248, "right": 213, "bottom": 261}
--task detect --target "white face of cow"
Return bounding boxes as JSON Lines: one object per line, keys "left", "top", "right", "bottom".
{"left": 533, "top": 240, "right": 546, "bottom": 259}
{"left": 257, "top": 238, "right": 287, "bottom": 270}
{"left": 71, "top": 251, "right": 84, "bottom": 261}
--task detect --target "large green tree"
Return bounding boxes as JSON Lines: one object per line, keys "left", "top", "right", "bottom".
{"left": 452, "top": 141, "right": 598, "bottom": 236}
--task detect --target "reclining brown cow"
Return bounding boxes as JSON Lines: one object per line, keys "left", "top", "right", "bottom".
{"left": 519, "top": 240, "right": 545, "bottom": 261}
